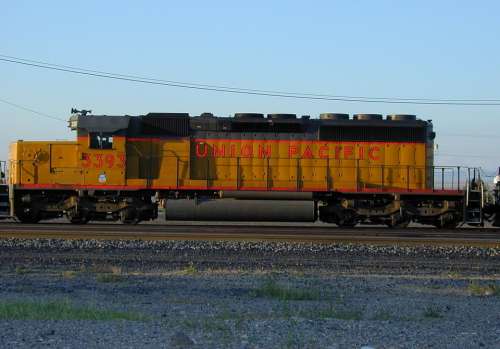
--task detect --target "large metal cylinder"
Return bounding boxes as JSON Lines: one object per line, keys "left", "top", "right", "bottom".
{"left": 220, "top": 191, "right": 313, "bottom": 201}
{"left": 267, "top": 113, "right": 297, "bottom": 120}
{"left": 386, "top": 114, "right": 416, "bottom": 121}
{"left": 353, "top": 114, "right": 383, "bottom": 121}
{"left": 319, "top": 113, "right": 349, "bottom": 120}
{"left": 165, "top": 199, "right": 316, "bottom": 222}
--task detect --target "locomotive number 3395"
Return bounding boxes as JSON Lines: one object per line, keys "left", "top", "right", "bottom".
{"left": 81, "top": 153, "right": 126, "bottom": 169}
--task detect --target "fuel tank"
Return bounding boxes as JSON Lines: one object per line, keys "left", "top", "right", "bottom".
{"left": 165, "top": 199, "right": 316, "bottom": 222}
{"left": 219, "top": 191, "right": 313, "bottom": 200}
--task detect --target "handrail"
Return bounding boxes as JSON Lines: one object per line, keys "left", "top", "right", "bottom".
{"left": 8, "top": 157, "right": 480, "bottom": 192}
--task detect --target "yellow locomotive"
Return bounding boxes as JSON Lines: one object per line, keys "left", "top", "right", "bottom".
{"left": 8, "top": 110, "right": 468, "bottom": 227}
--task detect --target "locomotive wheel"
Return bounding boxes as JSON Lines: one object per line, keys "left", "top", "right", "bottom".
{"left": 387, "top": 212, "right": 410, "bottom": 229}
{"left": 336, "top": 209, "right": 358, "bottom": 228}
{"left": 69, "top": 215, "right": 90, "bottom": 224}
{"left": 492, "top": 216, "right": 500, "bottom": 227}
{"left": 16, "top": 208, "right": 40, "bottom": 224}
{"left": 66, "top": 208, "right": 89, "bottom": 224}
{"left": 434, "top": 213, "right": 459, "bottom": 229}
{"left": 120, "top": 207, "right": 139, "bottom": 224}
{"left": 337, "top": 220, "right": 357, "bottom": 228}
{"left": 387, "top": 219, "right": 410, "bottom": 229}
{"left": 434, "top": 220, "right": 459, "bottom": 229}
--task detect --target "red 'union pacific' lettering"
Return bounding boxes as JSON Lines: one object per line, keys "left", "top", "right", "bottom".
{"left": 195, "top": 143, "right": 208, "bottom": 157}
{"left": 212, "top": 144, "right": 225, "bottom": 157}
{"left": 194, "top": 142, "right": 383, "bottom": 160}
{"left": 258, "top": 145, "right": 272, "bottom": 158}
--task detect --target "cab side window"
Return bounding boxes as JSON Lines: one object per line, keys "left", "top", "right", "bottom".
{"left": 89, "top": 133, "right": 113, "bottom": 149}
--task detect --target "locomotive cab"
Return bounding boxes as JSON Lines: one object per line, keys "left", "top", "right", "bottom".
{"left": 70, "top": 112, "right": 129, "bottom": 187}
{"left": 8, "top": 110, "right": 156, "bottom": 223}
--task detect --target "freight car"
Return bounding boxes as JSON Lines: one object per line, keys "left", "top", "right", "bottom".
{"left": 6, "top": 110, "right": 488, "bottom": 227}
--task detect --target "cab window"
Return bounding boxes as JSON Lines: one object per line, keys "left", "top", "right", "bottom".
{"left": 89, "top": 133, "right": 113, "bottom": 149}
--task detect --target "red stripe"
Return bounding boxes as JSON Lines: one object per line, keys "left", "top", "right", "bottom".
{"left": 15, "top": 183, "right": 462, "bottom": 195}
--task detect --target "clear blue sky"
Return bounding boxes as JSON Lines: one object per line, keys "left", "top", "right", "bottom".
{"left": 1, "top": 1, "right": 499, "bottom": 173}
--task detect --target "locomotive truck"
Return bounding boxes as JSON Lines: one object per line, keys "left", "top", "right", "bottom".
{"left": 5, "top": 110, "right": 493, "bottom": 227}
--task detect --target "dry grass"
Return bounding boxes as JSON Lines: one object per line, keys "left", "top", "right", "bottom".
{"left": 90, "top": 265, "right": 122, "bottom": 275}
{"left": 468, "top": 282, "right": 499, "bottom": 296}
{"left": 446, "top": 271, "right": 462, "bottom": 279}
{"left": 61, "top": 270, "right": 78, "bottom": 279}
{"left": 96, "top": 274, "right": 125, "bottom": 283}
{"left": 90, "top": 264, "right": 125, "bottom": 283}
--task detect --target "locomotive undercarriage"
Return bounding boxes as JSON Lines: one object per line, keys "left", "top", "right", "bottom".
{"left": 318, "top": 194, "right": 462, "bottom": 228}
{"left": 14, "top": 190, "right": 158, "bottom": 224}
{"left": 13, "top": 189, "right": 463, "bottom": 228}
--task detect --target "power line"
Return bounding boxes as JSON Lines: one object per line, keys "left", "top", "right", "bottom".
{"left": 439, "top": 133, "right": 499, "bottom": 139}
{"left": 1, "top": 54, "right": 500, "bottom": 106}
{"left": 0, "top": 97, "right": 66, "bottom": 122}
{"left": 2, "top": 53, "right": 500, "bottom": 103}
{"left": 436, "top": 153, "right": 498, "bottom": 159}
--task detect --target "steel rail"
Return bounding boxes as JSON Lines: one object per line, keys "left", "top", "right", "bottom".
{"left": 0, "top": 222, "right": 500, "bottom": 233}
{"left": 0, "top": 223, "right": 498, "bottom": 247}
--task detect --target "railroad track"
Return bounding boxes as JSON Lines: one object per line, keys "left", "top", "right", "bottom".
{"left": 0, "top": 222, "right": 499, "bottom": 247}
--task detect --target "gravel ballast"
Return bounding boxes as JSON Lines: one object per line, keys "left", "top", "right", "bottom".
{"left": 0, "top": 238, "right": 499, "bottom": 348}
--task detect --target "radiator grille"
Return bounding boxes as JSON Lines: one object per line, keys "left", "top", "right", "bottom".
{"left": 141, "top": 113, "right": 189, "bottom": 136}
{"left": 320, "top": 126, "right": 426, "bottom": 142}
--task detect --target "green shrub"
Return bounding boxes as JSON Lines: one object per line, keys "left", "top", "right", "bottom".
{"left": 251, "top": 279, "right": 320, "bottom": 301}
{"left": 0, "top": 300, "right": 145, "bottom": 320}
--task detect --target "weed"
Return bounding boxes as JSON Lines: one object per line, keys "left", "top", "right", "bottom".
{"left": 423, "top": 306, "right": 443, "bottom": 319}
{"left": 15, "top": 266, "right": 28, "bottom": 275}
{"left": 62, "top": 271, "right": 78, "bottom": 279}
{"left": 447, "top": 271, "right": 461, "bottom": 279}
{"left": 280, "top": 301, "right": 294, "bottom": 319}
{"left": 291, "top": 270, "right": 306, "bottom": 278}
{"left": 426, "top": 284, "right": 442, "bottom": 290}
{"left": 203, "top": 318, "right": 229, "bottom": 332}
{"left": 234, "top": 315, "right": 245, "bottom": 331}
{"left": 109, "top": 266, "right": 122, "bottom": 275}
{"left": 284, "top": 318, "right": 300, "bottom": 348}
{"left": 468, "top": 282, "right": 499, "bottom": 296}
{"left": 179, "top": 318, "right": 197, "bottom": 329}
{"left": 94, "top": 264, "right": 125, "bottom": 283}
{"left": 371, "top": 310, "right": 392, "bottom": 321}
{"left": 96, "top": 274, "right": 124, "bottom": 283}
{"left": 0, "top": 299, "right": 146, "bottom": 320}
{"left": 399, "top": 315, "right": 419, "bottom": 322}
{"left": 182, "top": 262, "right": 198, "bottom": 275}
{"left": 285, "top": 330, "right": 297, "bottom": 348}
{"left": 218, "top": 305, "right": 235, "bottom": 321}
{"left": 251, "top": 279, "right": 320, "bottom": 301}
{"left": 91, "top": 264, "right": 122, "bottom": 274}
